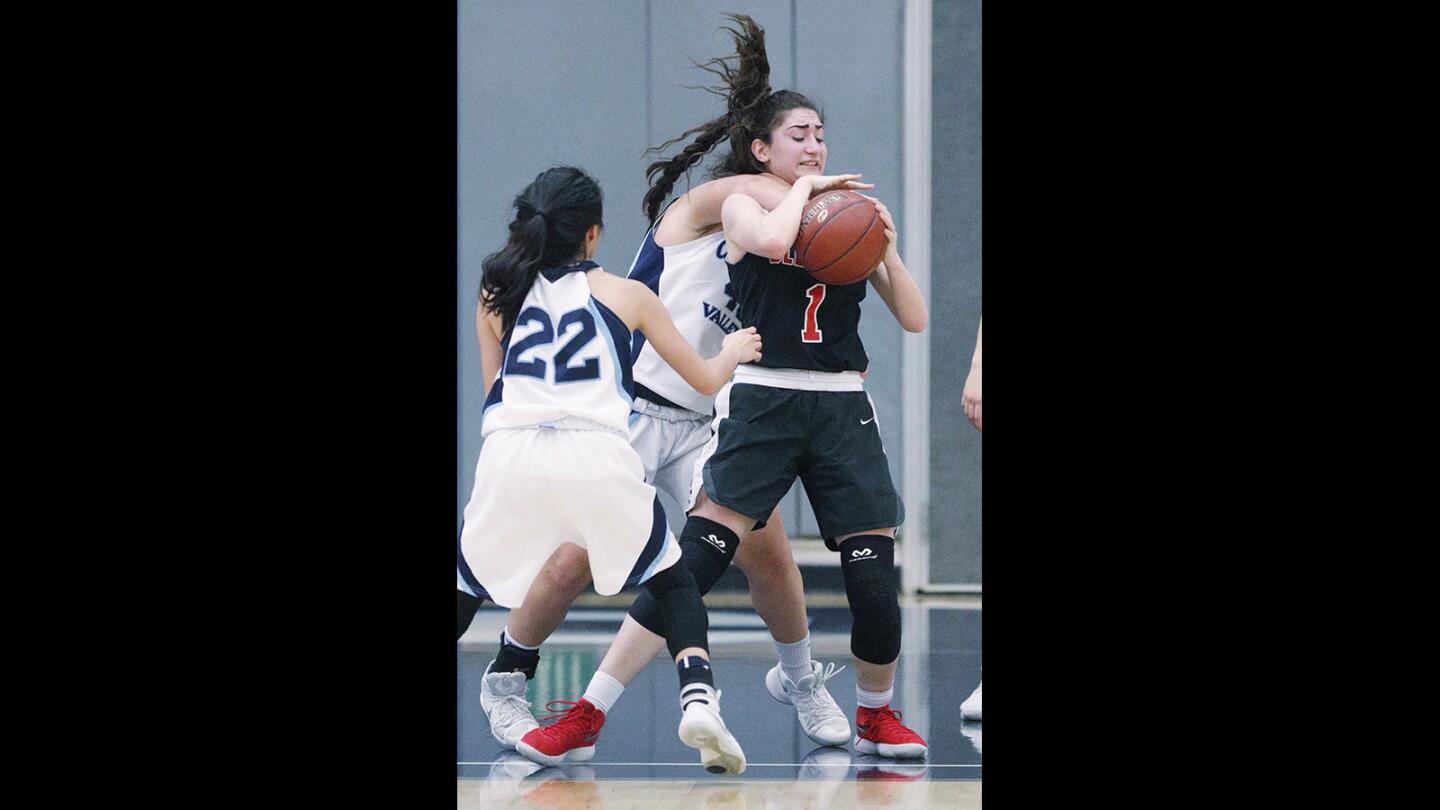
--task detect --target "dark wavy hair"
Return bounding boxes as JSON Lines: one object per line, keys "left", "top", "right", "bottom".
{"left": 641, "top": 13, "right": 824, "bottom": 225}
{"left": 480, "top": 166, "right": 604, "bottom": 333}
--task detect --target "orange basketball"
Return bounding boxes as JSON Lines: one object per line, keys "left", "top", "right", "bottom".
{"left": 792, "top": 189, "right": 886, "bottom": 285}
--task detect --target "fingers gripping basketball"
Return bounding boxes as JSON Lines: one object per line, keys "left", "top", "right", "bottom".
{"left": 792, "top": 190, "right": 887, "bottom": 286}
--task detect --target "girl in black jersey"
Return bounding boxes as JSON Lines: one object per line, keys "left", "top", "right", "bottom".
{"left": 539, "top": 14, "right": 931, "bottom": 761}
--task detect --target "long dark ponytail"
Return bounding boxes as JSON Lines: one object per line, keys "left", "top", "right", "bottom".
{"left": 481, "top": 166, "right": 604, "bottom": 334}
{"left": 641, "top": 13, "right": 823, "bottom": 225}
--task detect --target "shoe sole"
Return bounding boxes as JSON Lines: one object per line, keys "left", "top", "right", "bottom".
{"left": 764, "top": 666, "right": 852, "bottom": 748}
{"left": 679, "top": 713, "right": 746, "bottom": 775}
{"left": 853, "top": 736, "right": 928, "bottom": 759}
{"left": 515, "top": 741, "right": 595, "bottom": 767}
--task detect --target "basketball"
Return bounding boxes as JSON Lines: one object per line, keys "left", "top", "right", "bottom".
{"left": 792, "top": 189, "right": 886, "bottom": 285}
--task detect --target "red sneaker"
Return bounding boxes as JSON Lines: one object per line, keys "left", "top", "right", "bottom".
{"left": 516, "top": 699, "right": 605, "bottom": 767}
{"left": 853, "top": 705, "right": 928, "bottom": 758}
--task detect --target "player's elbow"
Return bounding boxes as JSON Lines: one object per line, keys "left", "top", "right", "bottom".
{"left": 755, "top": 234, "right": 794, "bottom": 261}
{"left": 902, "top": 310, "right": 928, "bottom": 333}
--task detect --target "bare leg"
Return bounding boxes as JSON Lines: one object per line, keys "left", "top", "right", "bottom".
{"left": 854, "top": 659, "right": 899, "bottom": 692}
{"left": 733, "top": 508, "right": 809, "bottom": 644}
{"left": 595, "top": 614, "right": 667, "bottom": 684}
{"left": 504, "top": 543, "right": 592, "bottom": 646}
{"left": 689, "top": 491, "right": 756, "bottom": 538}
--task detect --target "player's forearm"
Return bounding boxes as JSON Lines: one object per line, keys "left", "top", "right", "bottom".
{"left": 874, "top": 252, "right": 927, "bottom": 333}
{"left": 752, "top": 177, "right": 815, "bottom": 258}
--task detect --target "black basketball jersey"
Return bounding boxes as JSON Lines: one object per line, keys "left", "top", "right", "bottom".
{"left": 725, "top": 245, "right": 869, "bottom": 372}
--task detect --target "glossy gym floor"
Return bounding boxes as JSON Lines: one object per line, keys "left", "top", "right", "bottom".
{"left": 458, "top": 592, "right": 981, "bottom": 808}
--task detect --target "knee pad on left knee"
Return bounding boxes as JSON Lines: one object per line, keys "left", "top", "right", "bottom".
{"left": 643, "top": 563, "right": 710, "bottom": 659}
{"left": 839, "top": 535, "right": 900, "bottom": 665}
{"left": 677, "top": 516, "right": 740, "bottom": 594}
{"left": 629, "top": 517, "right": 738, "bottom": 635}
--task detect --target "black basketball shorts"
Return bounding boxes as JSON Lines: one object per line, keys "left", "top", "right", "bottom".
{"left": 699, "top": 380, "right": 905, "bottom": 545}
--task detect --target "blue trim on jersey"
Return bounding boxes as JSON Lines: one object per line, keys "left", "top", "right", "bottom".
{"left": 624, "top": 496, "right": 672, "bottom": 589}
{"left": 456, "top": 527, "right": 490, "bottom": 600}
{"left": 589, "top": 297, "right": 634, "bottom": 401}
{"left": 626, "top": 228, "right": 663, "bottom": 290}
{"left": 482, "top": 330, "right": 513, "bottom": 415}
{"left": 626, "top": 229, "right": 663, "bottom": 362}
{"left": 540, "top": 259, "right": 599, "bottom": 283}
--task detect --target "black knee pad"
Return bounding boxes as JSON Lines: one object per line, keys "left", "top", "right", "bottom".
{"left": 642, "top": 562, "right": 710, "bottom": 659}
{"left": 839, "top": 535, "right": 901, "bottom": 665}
{"left": 456, "top": 590, "right": 484, "bottom": 642}
{"left": 678, "top": 517, "right": 740, "bottom": 591}
{"left": 628, "top": 517, "right": 739, "bottom": 634}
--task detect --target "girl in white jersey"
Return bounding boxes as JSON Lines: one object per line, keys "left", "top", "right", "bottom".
{"left": 457, "top": 166, "right": 761, "bottom": 774}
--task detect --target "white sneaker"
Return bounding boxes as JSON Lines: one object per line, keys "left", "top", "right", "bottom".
{"left": 677, "top": 692, "right": 746, "bottom": 775}
{"left": 766, "top": 661, "right": 851, "bottom": 746}
{"left": 961, "top": 680, "right": 982, "bottom": 721}
{"left": 480, "top": 662, "right": 539, "bottom": 749}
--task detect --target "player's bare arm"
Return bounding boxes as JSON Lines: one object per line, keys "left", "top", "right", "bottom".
{"left": 635, "top": 285, "right": 761, "bottom": 395}
{"left": 588, "top": 272, "right": 761, "bottom": 395}
{"left": 862, "top": 199, "right": 928, "bottom": 333}
{"left": 476, "top": 299, "right": 507, "bottom": 396}
{"left": 664, "top": 174, "right": 791, "bottom": 242}
{"left": 721, "top": 173, "right": 867, "bottom": 262}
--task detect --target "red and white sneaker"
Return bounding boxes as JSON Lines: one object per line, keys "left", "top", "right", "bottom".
{"left": 516, "top": 699, "right": 605, "bottom": 767}
{"left": 853, "top": 705, "right": 928, "bottom": 759}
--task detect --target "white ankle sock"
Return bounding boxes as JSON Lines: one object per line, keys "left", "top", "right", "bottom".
{"left": 501, "top": 626, "right": 541, "bottom": 650}
{"left": 856, "top": 685, "right": 893, "bottom": 709}
{"left": 582, "top": 671, "right": 625, "bottom": 715}
{"left": 774, "top": 634, "right": 814, "bottom": 684}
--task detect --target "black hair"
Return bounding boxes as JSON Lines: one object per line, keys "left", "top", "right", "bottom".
{"left": 480, "top": 166, "right": 604, "bottom": 334}
{"left": 641, "top": 13, "right": 824, "bottom": 225}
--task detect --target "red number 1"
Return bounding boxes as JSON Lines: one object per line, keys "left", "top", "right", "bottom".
{"left": 802, "top": 283, "right": 826, "bottom": 343}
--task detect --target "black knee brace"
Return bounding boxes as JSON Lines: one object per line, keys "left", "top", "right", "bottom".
{"left": 457, "top": 590, "right": 484, "bottom": 642}
{"left": 641, "top": 562, "right": 710, "bottom": 659}
{"left": 629, "top": 517, "right": 739, "bottom": 635}
{"left": 839, "top": 535, "right": 901, "bottom": 665}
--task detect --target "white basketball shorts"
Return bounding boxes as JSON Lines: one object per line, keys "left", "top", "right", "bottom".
{"left": 628, "top": 397, "right": 712, "bottom": 513}
{"left": 458, "top": 427, "right": 681, "bottom": 607}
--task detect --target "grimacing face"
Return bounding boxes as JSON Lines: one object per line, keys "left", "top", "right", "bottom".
{"left": 754, "top": 107, "right": 826, "bottom": 183}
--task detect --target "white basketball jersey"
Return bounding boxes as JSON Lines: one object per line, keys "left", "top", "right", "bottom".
{"left": 481, "top": 261, "right": 634, "bottom": 437}
{"left": 626, "top": 227, "right": 741, "bottom": 414}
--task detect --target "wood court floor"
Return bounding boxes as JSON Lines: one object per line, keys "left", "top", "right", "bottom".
{"left": 458, "top": 596, "right": 981, "bottom": 809}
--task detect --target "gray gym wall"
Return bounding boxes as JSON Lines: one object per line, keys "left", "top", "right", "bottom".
{"left": 928, "top": 0, "right": 981, "bottom": 587}
{"left": 458, "top": 0, "right": 981, "bottom": 589}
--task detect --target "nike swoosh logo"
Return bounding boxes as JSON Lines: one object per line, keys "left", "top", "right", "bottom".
{"left": 861, "top": 416, "right": 875, "bottom": 425}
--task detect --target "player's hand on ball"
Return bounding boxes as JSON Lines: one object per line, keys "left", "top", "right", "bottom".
{"left": 806, "top": 173, "right": 874, "bottom": 194}
{"left": 724, "top": 326, "right": 763, "bottom": 364}
{"left": 864, "top": 196, "right": 900, "bottom": 256}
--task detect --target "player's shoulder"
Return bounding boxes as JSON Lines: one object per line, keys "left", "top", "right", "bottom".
{"left": 715, "top": 173, "right": 784, "bottom": 194}
{"left": 590, "top": 270, "right": 648, "bottom": 293}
